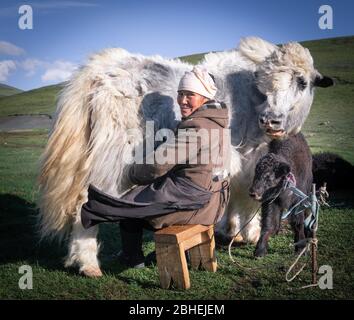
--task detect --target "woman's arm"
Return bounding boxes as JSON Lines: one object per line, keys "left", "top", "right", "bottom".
{"left": 128, "top": 119, "right": 203, "bottom": 185}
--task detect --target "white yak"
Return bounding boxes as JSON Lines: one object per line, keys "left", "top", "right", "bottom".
{"left": 38, "top": 37, "right": 333, "bottom": 277}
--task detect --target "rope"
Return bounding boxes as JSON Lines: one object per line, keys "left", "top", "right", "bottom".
{"left": 285, "top": 237, "right": 319, "bottom": 289}
{"left": 317, "top": 184, "right": 330, "bottom": 207}
{"left": 226, "top": 176, "right": 326, "bottom": 285}
{"left": 281, "top": 179, "right": 321, "bottom": 234}
{"left": 227, "top": 206, "right": 261, "bottom": 270}
{"left": 283, "top": 181, "right": 321, "bottom": 289}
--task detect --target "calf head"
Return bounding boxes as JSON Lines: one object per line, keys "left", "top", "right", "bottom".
{"left": 249, "top": 153, "right": 290, "bottom": 202}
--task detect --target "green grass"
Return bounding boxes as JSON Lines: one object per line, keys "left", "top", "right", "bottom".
{"left": 0, "top": 130, "right": 353, "bottom": 300}
{"left": 301, "top": 36, "right": 354, "bottom": 165}
{"left": 0, "top": 84, "right": 63, "bottom": 117}
{"left": 178, "top": 53, "right": 211, "bottom": 65}
{"left": 1, "top": 36, "right": 354, "bottom": 300}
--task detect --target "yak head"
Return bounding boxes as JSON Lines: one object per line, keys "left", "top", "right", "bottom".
{"left": 239, "top": 37, "right": 334, "bottom": 140}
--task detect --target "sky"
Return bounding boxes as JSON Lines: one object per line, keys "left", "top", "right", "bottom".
{"left": 1, "top": 0, "right": 354, "bottom": 91}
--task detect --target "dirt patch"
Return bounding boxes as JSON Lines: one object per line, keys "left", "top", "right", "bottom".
{"left": 0, "top": 115, "right": 52, "bottom": 132}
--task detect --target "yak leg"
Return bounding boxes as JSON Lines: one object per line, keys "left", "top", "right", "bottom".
{"left": 64, "top": 213, "right": 102, "bottom": 277}
{"left": 232, "top": 186, "right": 261, "bottom": 244}
{"left": 240, "top": 210, "right": 261, "bottom": 244}
{"left": 236, "top": 195, "right": 261, "bottom": 244}
{"left": 214, "top": 212, "right": 242, "bottom": 245}
{"left": 225, "top": 212, "right": 245, "bottom": 242}
{"left": 215, "top": 199, "right": 261, "bottom": 244}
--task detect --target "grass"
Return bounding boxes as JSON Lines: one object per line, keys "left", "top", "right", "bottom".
{"left": 0, "top": 84, "right": 63, "bottom": 117}
{"left": 0, "top": 130, "right": 353, "bottom": 300}
{"left": 301, "top": 36, "right": 354, "bottom": 164}
{"left": 1, "top": 36, "right": 354, "bottom": 300}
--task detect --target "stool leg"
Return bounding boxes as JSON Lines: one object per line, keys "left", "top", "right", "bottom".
{"left": 189, "top": 229, "right": 217, "bottom": 272}
{"left": 155, "top": 243, "right": 172, "bottom": 289}
{"left": 156, "top": 243, "right": 190, "bottom": 289}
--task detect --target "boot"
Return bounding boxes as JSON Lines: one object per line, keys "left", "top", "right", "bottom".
{"left": 117, "top": 220, "right": 145, "bottom": 268}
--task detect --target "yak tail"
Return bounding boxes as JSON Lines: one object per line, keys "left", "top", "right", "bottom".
{"left": 37, "top": 68, "right": 93, "bottom": 241}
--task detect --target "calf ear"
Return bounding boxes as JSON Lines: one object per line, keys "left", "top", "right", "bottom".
{"left": 313, "top": 75, "right": 334, "bottom": 88}
{"left": 275, "top": 162, "right": 290, "bottom": 178}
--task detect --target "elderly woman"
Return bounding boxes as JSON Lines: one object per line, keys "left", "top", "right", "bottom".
{"left": 81, "top": 66, "right": 230, "bottom": 268}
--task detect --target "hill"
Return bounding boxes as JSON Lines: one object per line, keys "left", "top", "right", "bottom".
{"left": 0, "top": 84, "right": 63, "bottom": 117}
{"left": 0, "top": 83, "right": 23, "bottom": 97}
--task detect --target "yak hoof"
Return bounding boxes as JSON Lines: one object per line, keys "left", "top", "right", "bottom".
{"left": 234, "top": 234, "right": 245, "bottom": 243}
{"left": 81, "top": 266, "right": 103, "bottom": 278}
{"left": 254, "top": 247, "right": 267, "bottom": 258}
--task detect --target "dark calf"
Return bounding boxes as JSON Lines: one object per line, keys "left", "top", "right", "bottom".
{"left": 249, "top": 133, "right": 313, "bottom": 257}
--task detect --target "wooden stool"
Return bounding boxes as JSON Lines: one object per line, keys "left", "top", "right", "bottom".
{"left": 154, "top": 224, "right": 217, "bottom": 290}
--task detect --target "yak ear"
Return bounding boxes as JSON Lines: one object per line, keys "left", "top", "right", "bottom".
{"left": 238, "top": 37, "right": 278, "bottom": 64}
{"left": 313, "top": 75, "right": 334, "bottom": 87}
{"left": 275, "top": 162, "right": 290, "bottom": 178}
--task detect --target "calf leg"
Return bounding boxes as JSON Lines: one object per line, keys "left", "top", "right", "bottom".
{"left": 290, "top": 213, "right": 306, "bottom": 253}
{"left": 254, "top": 204, "right": 280, "bottom": 257}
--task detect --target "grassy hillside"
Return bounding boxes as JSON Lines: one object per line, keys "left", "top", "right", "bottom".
{"left": 179, "top": 52, "right": 210, "bottom": 65}
{"left": 301, "top": 37, "right": 354, "bottom": 164}
{"left": 0, "top": 84, "right": 63, "bottom": 117}
{"left": 0, "top": 84, "right": 23, "bottom": 97}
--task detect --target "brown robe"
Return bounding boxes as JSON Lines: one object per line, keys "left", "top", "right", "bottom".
{"left": 81, "top": 100, "right": 231, "bottom": 229}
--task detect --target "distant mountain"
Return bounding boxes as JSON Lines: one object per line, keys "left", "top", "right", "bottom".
{"left": 0, "top": 84, "right": 64, "bottom": 117}
{"left": 0, "top": 83, "right": 23, "bottom": 97}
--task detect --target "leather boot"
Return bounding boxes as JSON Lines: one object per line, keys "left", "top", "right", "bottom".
{"left": 117, "top": 220, "right": 145, "bottom": 268}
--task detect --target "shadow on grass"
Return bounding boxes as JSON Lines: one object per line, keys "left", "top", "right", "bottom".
{"left": 0, "top": 193, "right": 67, "bottom": 271}
{"left": 327, "top": 189, "right": 354, "bottom": 209}
{"left": 0, "top": 193, "right": 157, "bottom": 278}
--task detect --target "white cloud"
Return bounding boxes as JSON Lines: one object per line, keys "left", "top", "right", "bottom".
{"left": 41, "top": 60, "right": 77, "bottom": 82}
{"left": 21, "top": 58, "right": 45, "bottom": 76}
{"left": 0, "top": 55, "right": 78, "bottom": 85}
{"left": 0, "top": 60, "right": 17, "bottom": 81}
{"left": 0, "top": 41, "right": 25, "bottom": 56}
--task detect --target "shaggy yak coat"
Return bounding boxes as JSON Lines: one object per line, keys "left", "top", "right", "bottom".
{"left": 81, "top": 100, "right": 231, "bottom": 230}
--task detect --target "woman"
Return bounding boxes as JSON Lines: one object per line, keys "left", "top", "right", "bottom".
{"left": 81, "top": 66, "right": 230, "bottom": 268}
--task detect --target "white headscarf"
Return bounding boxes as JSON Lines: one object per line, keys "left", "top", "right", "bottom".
{"left": 178, "top": 66, "right": 217, "bottom": 100}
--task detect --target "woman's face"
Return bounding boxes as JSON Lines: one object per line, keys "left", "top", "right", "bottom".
{"left": 177, "top": 90, "right": 209, "bottom": 118}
